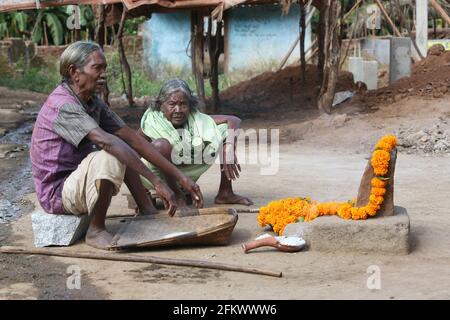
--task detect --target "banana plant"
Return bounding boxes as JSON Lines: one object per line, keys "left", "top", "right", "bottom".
{"left": 0, "top": 12, "right": 29, "bottom": 39}
{"left": 32, "top": 7, "right": 67, "bottom": 45}
{"left": 0, "top": 13, "right": 7, "bottom": 39}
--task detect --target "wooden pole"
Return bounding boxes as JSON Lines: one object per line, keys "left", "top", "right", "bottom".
{"left": 429, "top": 0, "right": 450, "bottom": 25}
{"left": 208, "top": 17, "right": 223, "bottom": 114}
{"left": 415, "top": 0, "right": 428, "bottom": 58}
{"left": 191, "top": 11, "right": 206, "bottom": 109}
{"left": 0, "top": 246, "right": 282, "bottom": 278}
{"left": 94, "top": 4, "right": 110, "bottom": 106}
{"left": 117, "top": 6, "right": 134, "bottom": 107}
{"left": 300, "top": 1, "right": 306, "bottom": 84}
{"left": 94, "top": 4, "right": 105, "bottom": 47}
{"left": 278, "top": 5, "right": 316, "bottom": 70}
{"left": 317, "top": 0, "right": 329, "bottom": 81}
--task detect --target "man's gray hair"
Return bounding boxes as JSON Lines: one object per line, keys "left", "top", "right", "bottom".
{"left": 59, "top": 41, "right": 102, "bottom": 82}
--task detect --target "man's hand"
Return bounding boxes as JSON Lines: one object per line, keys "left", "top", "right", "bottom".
{"left": 222, "top": 142, "right": 241, "bottom": 181}
{"left": 154, "top": 181, "right": 178, "bottom": 216}
{"left": 178, "top": 176, "right": 204, "bottom": 208}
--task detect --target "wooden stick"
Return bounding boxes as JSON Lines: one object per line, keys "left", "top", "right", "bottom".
{"left": 374, "top": 0, "right": 402, "bottom": 37}
{"left": 429, "top": 0, "right": 450, "bottom": 25}
{"left": 278, "top": 3, "right": 316, "bottom": 70}
{"left": 107, "top": 207, "right": 260, "bottom": 219}
{"left": 374, "top": 0, "right": 421, "bottom": 62}
{"left": 0, "top": 246, "right": 282, "bottom": 278}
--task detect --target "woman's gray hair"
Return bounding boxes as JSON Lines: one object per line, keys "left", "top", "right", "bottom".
{"left": 153, "top": 78, "right": 202, "bottom": 111}
{"left": 59, "top": 41, "right": 102, "bottom": 82}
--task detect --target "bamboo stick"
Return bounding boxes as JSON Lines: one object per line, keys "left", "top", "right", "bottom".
{"left": 374, "top": 0, "right": 422, "bottom": 62}
{"left": 429, "top": 0, "right": 450, "bottom": 25}
{"left": 374, "top": 0, "right": 402, "bottom": 37}
{"left": 0, "top": 246, "right": 282, "bottom": 278}
{"left": 107, "top": 207, "right": 260, "bottom": 219}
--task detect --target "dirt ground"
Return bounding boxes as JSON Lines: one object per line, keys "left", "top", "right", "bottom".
{"left": 1, "top": 80, "right": 450, "bottom": 299}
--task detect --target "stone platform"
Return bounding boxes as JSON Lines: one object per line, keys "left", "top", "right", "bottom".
{"left": 284, "top": 206, "right": 410, "bottom": 255}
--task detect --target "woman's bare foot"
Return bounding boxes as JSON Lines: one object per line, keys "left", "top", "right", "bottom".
{"left": 135, "top": 206, "right": 159, "bottom": 216}
{"left": 215, "top": 192, "right": 254, "bottom": 206}
{"left": 85, "top": 227, "right": 114, "bottom": 250}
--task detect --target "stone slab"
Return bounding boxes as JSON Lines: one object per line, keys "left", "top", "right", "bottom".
{"left": 389, "top": 37, "right": 412, "bottom": 85}
{"left": 362, "top": 60, "right": 378, "bottom": 90}
{"left": 31, "top": 210, "right": 90, "bottom": 247}
{"left": 284, "top": 206, "right": 410, "bottom": 255}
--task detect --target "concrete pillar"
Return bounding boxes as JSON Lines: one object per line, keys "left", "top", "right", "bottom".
{"left": 416, "top": 0, "right": 428, "bottom": 58}
{"left": 389, "top": 37, "right": 412, "bottom": 85}
{"left": 348, "top": 57, "right": 363, "bottom": 83}
{"left": 362, "top": 60, "right": 378, "bottom": 90}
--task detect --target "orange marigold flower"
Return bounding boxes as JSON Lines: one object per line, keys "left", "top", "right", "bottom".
{"left": 256, "top": 135, "right": 396, "bottom": 229}
{"left": 371, "top": 150, "right": 390, "bottom": 176}
{"left": 369, "top": 194, "right": 384, "bottom": 205}
{"left": 371, "top": 178, "right": 387, "bottom": 188}
{"left": 375, "top": 141, "right": 392, "bottom": 152}
{"left": 371, "top": 187, "right": 386, "bottom": 196}
{"left": 380, "top": 135, "right": 397, "bottom": 149}
{"left": 366, "top": 204, "right": 380, "bottom": 216}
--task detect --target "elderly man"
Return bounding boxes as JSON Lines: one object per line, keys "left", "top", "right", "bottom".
{"left": 30, "top": 41, "right": 203, "bottom": 250}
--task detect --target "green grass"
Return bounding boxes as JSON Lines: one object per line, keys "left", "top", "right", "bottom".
{"left": 0, "top": 52, "right": 236, "bottom": 98}
{"left": 0, "top": 58, "right": 60, "bottom": 93}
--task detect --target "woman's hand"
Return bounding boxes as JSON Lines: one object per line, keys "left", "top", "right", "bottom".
{"left": 222, "top": 142, "right": 241, "bottom": 181}
{"left": 179, "top": 176, "right": 204, "bottom": 208}
{"left": 154, "top": 181, "right": 178, "bottom": 216}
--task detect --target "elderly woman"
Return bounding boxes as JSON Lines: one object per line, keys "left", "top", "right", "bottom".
{"left": 138, "top": 79, "right": 253, "bottom": 207}
{"left": 30, "top": 42, "right": 203, "bottom": 250}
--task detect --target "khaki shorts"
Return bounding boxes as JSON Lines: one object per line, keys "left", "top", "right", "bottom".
{"left": 62, "top": 150, "right": 126, "bottom": 215}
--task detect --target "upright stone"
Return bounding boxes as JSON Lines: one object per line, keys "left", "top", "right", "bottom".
{"left": 389, "top": 37, "right": 412, "bottom": 85}
{"left": 31, "top": 210, "right": 90, "bottom": 247}
{"left": 362, "top": 60, "right": 378, "bottom": 90}
{"left": 348, "top": 56, "right": 363, "bottom": 83}
{"left": 356, "top": 148, "right": 397, "bottom": 216}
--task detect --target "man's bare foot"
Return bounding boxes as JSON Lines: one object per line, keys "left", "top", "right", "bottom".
{"left": 85, "top": 227, "right": 114, "bottom": 250}
{"left": 215, "top": 192, "right": 254, "bottom": 206}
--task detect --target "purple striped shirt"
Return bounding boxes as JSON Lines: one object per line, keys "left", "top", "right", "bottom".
{"left": 30, "top": 83, "right": 125, "bottom": 214}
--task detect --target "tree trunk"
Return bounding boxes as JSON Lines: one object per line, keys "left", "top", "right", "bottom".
{"left": 191, "top": 11, "right": 206, "bottom": 109}
{"left": 94, "top": 4, "right": 109, "bottom": 105}
{"left": 208, "top": 18, "right": 223, "bottom": 114}
{"left": 75, "top": 28, "right": 81, "bottom": 41}
{"left": 317, "top": 1, "right": 341, "bottom": 114}
{"left": 43, "top": 21, "right": 48, "bottom": 46}
{"left": 117, "top": 7, "right": 134, "bottom": 107}
{"left": 317, "top": 0, "right": 328, "bottom": 81}
{"left": 300, "top": 1, "right": 306, "bottom": 84}
{"left": 94, "top": 4, "right": 105, "bottom": 47}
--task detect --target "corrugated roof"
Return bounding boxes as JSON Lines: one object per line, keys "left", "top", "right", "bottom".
{"left": 1, "top": 0, "right": 322, "bottom": 13}
{"left": 0, "top": 0, "right": 234, "bottom": 12}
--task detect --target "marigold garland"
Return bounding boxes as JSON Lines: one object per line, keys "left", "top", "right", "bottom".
{"left": 257, "top": 135, "right": 397, "bottom": 235}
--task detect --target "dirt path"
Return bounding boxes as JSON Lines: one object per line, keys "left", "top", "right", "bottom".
{"left": 1, "top": 143, "right": 450, "bottom": 299}
{"left": 0, "top": 86, "right": 449, "bottom": 299}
